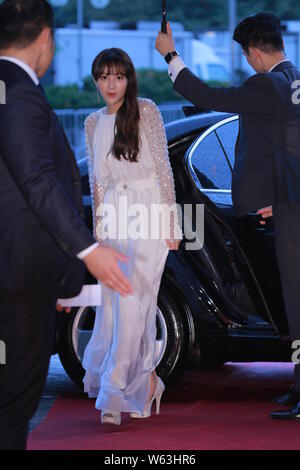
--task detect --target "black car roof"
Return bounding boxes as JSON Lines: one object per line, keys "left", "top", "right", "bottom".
{"left": 165, "top": 111, "right": 233, "bottom": 142}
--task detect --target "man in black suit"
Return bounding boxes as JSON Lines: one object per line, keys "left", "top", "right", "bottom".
{"left": 156, "top": 13, "right": 300, "bottom": 420}
{"left": 0, "top": 0, "right": 132, "bottom": 449}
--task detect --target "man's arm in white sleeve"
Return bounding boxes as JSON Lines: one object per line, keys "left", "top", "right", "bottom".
{"left": 168, "top": 56, "right": 187, "bottom": 82}
{"left": 77, "top": 242, "right": 99, "bottom": 260}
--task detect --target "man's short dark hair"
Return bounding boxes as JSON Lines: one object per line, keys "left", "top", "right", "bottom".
{"left": 233, "top": 12, "right": 284, "bottom": 55}
{"left": 0, "top": 0, "right": 54, "bottom": 50}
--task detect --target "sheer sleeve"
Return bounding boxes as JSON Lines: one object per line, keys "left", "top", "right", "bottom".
{"left": 139, "top": 98, "right": 182, "bottom": 241}
{"left": 84, "top": 112, "right": 107, "bottom": 243}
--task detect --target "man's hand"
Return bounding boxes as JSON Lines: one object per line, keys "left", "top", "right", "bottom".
{"left": 83, "top": 245, "right": 133, "bottom": 296}
{"left": 257, "top": 206, "right": 273, "bottom": 225}
{"left": 155, "top": 22, "right": 176, "bottom": 57}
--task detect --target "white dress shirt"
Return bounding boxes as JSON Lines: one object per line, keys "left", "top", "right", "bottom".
{"left": 268, "top": 59, "right": 289, "bottom": 72}
{"left": 0, "top": 55, "right": 39, "bottom": 85}
{"left": 168, "top": 56, "right": 187, "bottom": 83}
{"left": 0, "top": 55, "right": 98, "bottom": 260}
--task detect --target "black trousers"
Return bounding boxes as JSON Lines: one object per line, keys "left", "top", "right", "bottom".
{"left": 0, "top": 291, "right": 56, "bottom": 450}
{"left": 273, "top": 203, "right": 300, "bottom": 391}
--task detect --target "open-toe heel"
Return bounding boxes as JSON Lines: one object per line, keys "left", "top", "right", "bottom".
{"left": 131, "top": 377, "right": 165, "bottom": 419}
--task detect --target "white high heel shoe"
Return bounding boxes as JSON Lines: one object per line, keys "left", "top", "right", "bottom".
{"left": 101, "top": 411, "right": 121, "bottom": 425}
{"left": 131, "top": 377, "right": 165, "bottom": 419}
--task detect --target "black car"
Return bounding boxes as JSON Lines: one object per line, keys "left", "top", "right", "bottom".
{"left": 54, "top": 108, "right": 291, "bottom": 388}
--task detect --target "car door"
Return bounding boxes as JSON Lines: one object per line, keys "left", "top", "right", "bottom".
{"left": 186, "top": 115, "right": 288, "bottom": 334}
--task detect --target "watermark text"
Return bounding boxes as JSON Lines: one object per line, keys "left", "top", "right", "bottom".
{"left": 95, "top": 198, "right": 204, "bottom": 251}
{"left": 292, "top": 340, "right": 300, "bottom": 365}
{"left": 0, "top": 340, "right": 6, "bottom": 365}
{"left": 292, "top": 80, "right": 300, "bottom": 105}
{"left": 0, "top": 80, "right": 6, "bottom": 105}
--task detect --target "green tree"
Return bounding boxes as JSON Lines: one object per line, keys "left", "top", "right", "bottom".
{"left": 45, "top": 69, "right": 185, "bottom": 109}
{"left": 45, "top": 69, "right": 228, "bottom": 109}
{"left": 238, "top": 0, "right": 300, "bottom": 20}
{"left": 53, "top": 0, "right": 300, "bottom": 31}
{"left": 2, "top": 0, "right": 300, "bottom": 29}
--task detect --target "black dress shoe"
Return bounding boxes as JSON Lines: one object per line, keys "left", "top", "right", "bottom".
{"left": 273, "top": 386, "right": 300, "bottom": 407}
{"left": 270, "top": 401, "right": 300, "bottom": 420}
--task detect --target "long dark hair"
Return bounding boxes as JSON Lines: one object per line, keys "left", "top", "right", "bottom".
{"left": 92, "top": 48, "right": 140, "bottom": 163}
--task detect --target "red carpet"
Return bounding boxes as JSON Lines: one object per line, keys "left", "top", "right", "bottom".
{"left": 28, "top": 363, "right": 300, "bottom": 450}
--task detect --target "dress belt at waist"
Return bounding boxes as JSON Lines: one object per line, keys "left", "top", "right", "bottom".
{"left": 109, "top": 178, "right": 158, "bottom": 192}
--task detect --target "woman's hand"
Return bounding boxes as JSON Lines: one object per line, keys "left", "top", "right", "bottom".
{"left": 166, "top": 239, "right": 181, "bottom": 251}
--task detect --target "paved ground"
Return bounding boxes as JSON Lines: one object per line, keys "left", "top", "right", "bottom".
{"left": 29, "top": 354, "right": 79, "bottom": 432}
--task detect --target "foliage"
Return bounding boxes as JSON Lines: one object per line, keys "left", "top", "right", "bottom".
{"left": 136, "top": 69, "right": 183, "bottom": 104}
{"left": 53, "top": 0, "right": 300, "bottom": 31}
{"left": 45, "top": 69, "right": 183, "bottom": 109}
{"left": 45, "top": 84, "right": 99, "bottom": 109}
{"left": 45, "top": 69, "right": 227, "bottom": 109}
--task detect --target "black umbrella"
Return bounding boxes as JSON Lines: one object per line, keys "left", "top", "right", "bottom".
{"left": 161, "top": 0, "right": 167, "bottom": 33}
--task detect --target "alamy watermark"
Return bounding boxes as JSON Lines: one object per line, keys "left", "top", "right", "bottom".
{"left": 95, "top": 199, "right": 205, "bottom": 251}
{"left": 0, "top": 80, "right": 6, "bottom": 105}
{"left": 0, "top": 340, "right": 6, "bottom": 365}
{"left": 292, "top": 80, "right": 300, "bottom": 105}
{"left": 292, "top": 340, "right": 300, "bottom": 365}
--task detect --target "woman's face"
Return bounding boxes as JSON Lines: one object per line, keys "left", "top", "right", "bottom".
{"left": 96, "top": 66, "right": 128, "bottom": 113}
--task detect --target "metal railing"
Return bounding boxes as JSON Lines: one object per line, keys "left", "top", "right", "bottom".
{"left": 55, "top": 103, "right": 185, "bottom": 161}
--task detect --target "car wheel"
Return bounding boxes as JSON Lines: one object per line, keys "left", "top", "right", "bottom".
{"left": 156, "top": 288, "right": 190, "bottom": 384}
{"left": 57, "top": 288, "right": 189, "bottom": 389}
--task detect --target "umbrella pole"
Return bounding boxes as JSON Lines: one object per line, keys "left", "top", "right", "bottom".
{"left": 161, "top": 0, "right": 167, "bottom": 33}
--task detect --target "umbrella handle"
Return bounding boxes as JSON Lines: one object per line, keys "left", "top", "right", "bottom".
{"left": 161, "top": 19, "right": 167, "bottom": 34}
{"left": 161, "top": 0, "right": 167, "bottom": 33}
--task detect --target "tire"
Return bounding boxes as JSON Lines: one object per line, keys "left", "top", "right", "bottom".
{"left": 57, "top": 288, "right": 189, "bottom": 389}
{"left": 156, "top": 288, "right": 190, "bottom": 384}
{"left": 57, "top": 306, "right": 95, "bottom": 389}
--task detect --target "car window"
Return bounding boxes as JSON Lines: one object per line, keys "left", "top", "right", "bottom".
{"left": 215, "top": 118, "right": 239, "bottom": 169}
{"left": 191, "top": 130, "right": 232, "bottom": 190}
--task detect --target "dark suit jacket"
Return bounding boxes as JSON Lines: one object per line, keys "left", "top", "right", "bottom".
{"left": 0, "top": 60, "right": 95, "bottom": 296}
{"left": 174, "top": 61, "right": 300, "bottom": 216}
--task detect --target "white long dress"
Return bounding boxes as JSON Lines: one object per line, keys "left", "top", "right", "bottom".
{"left": 82, "top": 98, "right": 181, "bottom": 414}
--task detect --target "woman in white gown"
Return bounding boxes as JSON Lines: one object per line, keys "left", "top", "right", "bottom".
{"left": 82, "top": 48, "right": 181, "bottom": 425}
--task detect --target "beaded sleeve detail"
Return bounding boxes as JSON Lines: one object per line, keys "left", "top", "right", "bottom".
{"left": 84, "top": 111, "right": 107, "bottom": 243}
{"left": 139, "top": 98, "right": 182, "bottom": 241}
